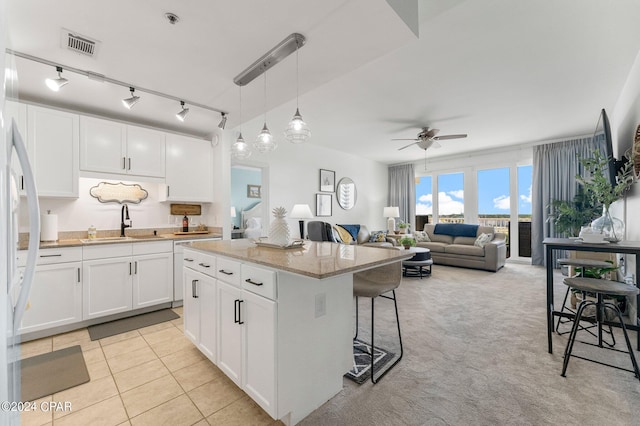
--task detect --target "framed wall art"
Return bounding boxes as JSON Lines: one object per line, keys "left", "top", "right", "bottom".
{"left": 247, "top": 184, "right": 261, "bottom": 198}
{"left": 316, "top": 193, "right": 332, "bottom": 217}
{"left": 319, "top": 169, "right": 335, "bottom": 192}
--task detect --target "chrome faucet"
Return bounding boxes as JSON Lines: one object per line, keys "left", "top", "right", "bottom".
{"left": 121, "top": 204, "right": 131, "bottom": 237}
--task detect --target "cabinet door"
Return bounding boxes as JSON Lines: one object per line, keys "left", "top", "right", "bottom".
{"left": 126, "top": 125, "right": 166, "bottom": 177}
{"left": 217, "top": 281, "right": 243, "bottom": 386}
{"left": 199, "top": 274, "right": 217, "bottom": 363}
{"left": 5, "top": 101, "right": 29, "bottom": 196}
{"left": 165, "top": 134, "right": 213, "bottom": 202}
{"left": 133, "top": 252, "right": 173, "bottom": 309}
{"left": 80, "top": 116, "right": 127, "bottom": 174}
{"left": 242, "top": 290, "right": 277, "bottom": 417}
{"left": 183, "top": 267, "right": 200, "bottom": 344}
{"left": 28, "top": 105, "right": 79, "bottom": 197}
{"left": 19, "top": 262, "right": 82, "bottom": 334}
{"left": 83, "top": 257, "right": 132, "bottom": 320}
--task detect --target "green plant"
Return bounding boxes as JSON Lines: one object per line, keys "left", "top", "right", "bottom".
{"left": 546, "top": 189, "right": 601, "bottom": 236}
{"left": 577, "top": 148, "right": 635, "bottom": 210}
{"left": 398, "top": 223, "right": 409, "bottom": 229}
{"left": 399, "top": 236, "right": 416, "bottom": 247}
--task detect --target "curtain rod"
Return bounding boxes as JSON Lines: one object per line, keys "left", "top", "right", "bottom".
{"left": 6, "top": 49, "right": 227, "bottom": 115}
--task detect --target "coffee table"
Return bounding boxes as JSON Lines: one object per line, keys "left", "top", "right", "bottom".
{"left": 402, "top": 247, "right": 432, "bottom": 278}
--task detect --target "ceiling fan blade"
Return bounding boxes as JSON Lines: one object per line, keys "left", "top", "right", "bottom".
{"left": 432, "top": 141, "right": 441, "bottom": 149}
{"left": 433, "top": 134, "right": 467, "bottom": 141}
{"left": 398, "top": 141, "right": 419, "bottom": 150}
{"left": 425, "top": 128, "right": 440, "bottom": 138}
{"left": 391, "top": 138, "right": 419, "bottom": 141}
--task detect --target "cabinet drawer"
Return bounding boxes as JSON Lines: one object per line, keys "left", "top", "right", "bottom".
{"left": 216, "top": 257, "right": 241, "bottom": 286}
{"left": 20, "top": 247, "right": 83, "bottom": 266}
{"left": 183, "top": 249, "right": 216, "bottom": 278}
{"left": 241, "top": 264, "right": 277, "bottom": 300}
{"left": 83, "top": 243, "right": 132, "bottom": 260}
{"left": 132, "top": 240, "right": 173, "bottom": 255}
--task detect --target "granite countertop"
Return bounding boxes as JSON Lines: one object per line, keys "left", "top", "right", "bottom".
{"left": 19, "top": 232, "right": 222, "bottom": 250}
{"left": 186, "top": 239, "right": 413, "bottom": 279}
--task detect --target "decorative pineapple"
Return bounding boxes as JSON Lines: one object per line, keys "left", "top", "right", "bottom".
{"left": 269, "top": 206, "right": 291, "bottom": 246}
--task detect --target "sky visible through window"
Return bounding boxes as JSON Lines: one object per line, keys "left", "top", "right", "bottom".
{"left": 518, "top": 165, "right": 533, "bottom": 215}
{"left": 478, "top": 167, "right": 510, "bottom": 215}
{"left": 437, "top": 173, "right": 464, "bottom": 215}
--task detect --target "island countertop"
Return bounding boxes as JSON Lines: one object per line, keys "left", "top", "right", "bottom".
{"left": 186, "top": 239, "right": 413, "bottom": 279}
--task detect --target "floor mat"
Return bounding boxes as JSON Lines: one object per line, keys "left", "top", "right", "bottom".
{"left": 344, "top": 339, "right": 395, "bottom": 384}
{"left": 88, "top": 309, "right": 179, "bottom": 341}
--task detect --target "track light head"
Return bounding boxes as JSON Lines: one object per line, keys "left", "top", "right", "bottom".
{"left": 176, "top": 101, "right": 189, "bottom": 122}
{"left": 122, "top": 87, "right": 140, "bottom": 109}
{"left": 45, "top": 66, "right": 69, "bottom": 92}
{"left": 218, "top": 113, "right": 227, "bottom": 129}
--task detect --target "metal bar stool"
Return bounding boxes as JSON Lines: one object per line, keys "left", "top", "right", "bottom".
{"left": 556, "top": 258, "right": 616, "bottom": 346}
{"left": 353, "top": 261, "right": 403, "bottom": 384}
{"left": 561, "top": 277, "right": 640, "bottom": 379}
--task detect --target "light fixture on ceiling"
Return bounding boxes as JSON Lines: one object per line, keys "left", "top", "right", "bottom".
{"left": 176, "top": 101, "right": 189, "bottom": 122}
{"left": 254, "top": 73, "right": 277, "bottom": 153}
{"left": 231, "top": 86, "right": 251, "bottom": 159}
{"left": 122, "top": 87, "right": 140, "bottom": 109}
{"left": 45, "top": 66, "right": 69, "bottom": 92}
{"left": 284, "top": 43, "right": 310, "bottom": 143}
{"left": 218, "top": 113, "right": 227, "bottom": 129}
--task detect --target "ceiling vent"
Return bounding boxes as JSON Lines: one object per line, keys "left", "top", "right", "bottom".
{"left": 60, "top": 29, "right": 99, "bottom": 57}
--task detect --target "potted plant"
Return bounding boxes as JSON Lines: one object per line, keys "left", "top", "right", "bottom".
{"left": 397, "top": 222, "right": 409, "bottom": 234}
{"left": 399, "top": 236, "right": 416, "bottom": 249}
{"left": 547, "top": 188, "right": 602, "bottom": 237}
{"left": 576, "top": 148, "right": 636, "bottom": 241}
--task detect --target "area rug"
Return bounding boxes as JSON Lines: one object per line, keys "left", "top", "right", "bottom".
{"left": 344, "top": 339, "right": 395, "bottom": 384}
{"left": 21, "top": 345, "right": 89, "bottom": 401}
{"left": 88, "top": 309, "right": 179, "bottom": 341}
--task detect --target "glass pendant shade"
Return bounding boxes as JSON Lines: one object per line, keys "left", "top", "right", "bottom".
{"left": 285, "top": 108, "right": 311, "bottom": 143}
{"left": 231, "top": 133, "right": 251, "bottom": 159}
{"left": 254, "top": 123, "right": 277, "bottom": 153}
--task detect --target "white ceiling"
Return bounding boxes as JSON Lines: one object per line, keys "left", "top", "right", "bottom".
{"left": 6, "top": 0, "right": 640, "bottom": 165}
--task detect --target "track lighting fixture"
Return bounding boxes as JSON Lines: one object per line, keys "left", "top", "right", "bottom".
{"left": 218, "top": 113, "right": 227, "bottom": 129}
{"left": 176, "top": 101, "right": 189, "bottom": 122}
{"left": 122, "top": 87, "right": 140, "bottom": 109}
{"left": 45, "top": 66, "right": 69, "bottom": 92}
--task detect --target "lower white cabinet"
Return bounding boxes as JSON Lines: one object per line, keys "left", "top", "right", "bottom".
{"left": 217, "top": 280, "right": 243, "bottom": 384}
{"left": 183, "top": 267, "right": 217, "bottom": 363}
{"left": 133, "top": 252, "right": 173, "bottom": 309}
{"left": 19, "top": 259, "right": 83, "bottom": 334}
{"left": 83, "top": 256, "right": 133, "bottom": 320}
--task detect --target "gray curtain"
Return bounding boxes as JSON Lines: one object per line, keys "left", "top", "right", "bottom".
{"left": 530, "top": 136, "right": 606, "bottom": 265}
{"left": 388, "top": 164, "right": 416, "bottom": 230}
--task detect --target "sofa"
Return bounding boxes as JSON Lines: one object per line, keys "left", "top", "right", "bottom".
{"left": 331, "top": 224, "right": 398, "bottom": 248}
{"left": 414, "top": 224, "right": 506, "bottom": 272}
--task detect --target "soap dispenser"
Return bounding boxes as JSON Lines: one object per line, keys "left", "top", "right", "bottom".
{"left": 88, "top": 225, "right": 97, "bottom": 240}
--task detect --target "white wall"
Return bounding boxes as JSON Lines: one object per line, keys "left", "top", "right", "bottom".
{"left": 19, "top": 177, "right": 216, "bottom": 234}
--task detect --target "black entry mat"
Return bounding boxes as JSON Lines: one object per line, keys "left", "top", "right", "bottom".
{"left": 88, "top": 309, "right": 179, "bottom": 341}
{"left": 21, "top": 345, "right": 89, "bottom": 401}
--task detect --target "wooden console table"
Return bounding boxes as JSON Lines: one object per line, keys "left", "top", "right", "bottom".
{"left": 543, "top": 238, "right": 640, "bottom": 353}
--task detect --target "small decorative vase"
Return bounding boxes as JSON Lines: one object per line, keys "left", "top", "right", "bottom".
{"left": 591, "top": 206, "right": 625, "bottom": 242}
{"left": 268, "top": 206, "right": 291, "bottom": 246}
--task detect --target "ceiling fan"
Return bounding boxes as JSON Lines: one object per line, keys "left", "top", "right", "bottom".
{"left": 393, "top": 127, "right": 467, "bottom": 151}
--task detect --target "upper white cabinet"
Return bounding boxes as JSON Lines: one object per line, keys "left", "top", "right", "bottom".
{"left": 165, "top": 133, "right": 213, "bottom": 202}
{"left": 80, "top": 116, "right": 166, "bottom": 178}
{"left": 28, "top": 105, "right": 79, "bottom": 198}
{"left": 4, "top": 101, "right": 30, "bottom": 196}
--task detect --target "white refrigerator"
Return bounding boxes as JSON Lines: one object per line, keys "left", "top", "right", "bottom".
{"left": 1, "top": 5, "right": 42, "bottom": 423}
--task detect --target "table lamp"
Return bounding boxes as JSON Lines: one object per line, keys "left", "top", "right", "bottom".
{"left": 383, "top": 206, "right": 400, "bottom": 233}
{"left": 290, "top": 204, "right": 314, "bottom": 239}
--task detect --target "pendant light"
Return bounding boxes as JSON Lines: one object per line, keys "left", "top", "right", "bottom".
{"left": 45, "top": 66, "right": 69, "bottom": 92}
{"left": 122, "top": 87, "right": 140, "bottom": 109}
{"left": 231, "top": 86, "right": 252, "bottom": 159}
{"left": 284, "top": 43, "right": 310, "bottom": 143}
{"left": 253, "top": 73, "right": 277, "bottom": 153}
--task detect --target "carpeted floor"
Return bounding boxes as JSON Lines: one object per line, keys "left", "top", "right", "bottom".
{"left": 300, "top": 262, "right": 640, "bottom": 425}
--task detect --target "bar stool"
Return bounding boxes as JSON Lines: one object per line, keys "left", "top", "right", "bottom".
{"left": 353, "top": 261, "right": 403, "bottom": 384}
{"left": 561, "top": 277, "right": 640, "bottom": 380}
{"left": 556, "top": 258, "right": 616, "bottom": 345}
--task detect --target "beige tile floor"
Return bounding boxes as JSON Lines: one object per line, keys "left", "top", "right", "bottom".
{"left": 20, "top": 307, "right": 282, "bottom": 426}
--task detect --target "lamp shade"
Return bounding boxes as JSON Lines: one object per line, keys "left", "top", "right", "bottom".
{"left": 383, "top": 206, "right": 400, "bottom": 218}
{"left": 290, "top": 204, "right": 313, "bottom": 219}
{"left": 230, "top": 207, "right": 237, "bottom": 218}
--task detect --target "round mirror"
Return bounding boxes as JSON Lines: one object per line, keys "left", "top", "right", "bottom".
{"left": 336, "top": 177, "right": 357, "bottom": 210}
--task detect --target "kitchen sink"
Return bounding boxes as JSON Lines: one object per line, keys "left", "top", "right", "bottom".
{"left": 79, "top": 236, "right": 134, "bottom": 243}
{"left": 130, "top": 235, "right": 166, "bottom": 239}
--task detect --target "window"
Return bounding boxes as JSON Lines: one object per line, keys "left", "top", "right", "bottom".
{"left": 478, "top": 167, "right": 510, "bottom": 250}
{"left": 437, "top": 173, "right": 464, "bottom": 223}
{"left": 517, "top": 165, "right": 532, "bottom": 218}
{"left": 415, "top": 176, "right": 433, "bottom": 226}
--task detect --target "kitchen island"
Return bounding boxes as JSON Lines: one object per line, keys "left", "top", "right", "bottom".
{"left": 182, "top": 239, "right": 411, "bottom": 425}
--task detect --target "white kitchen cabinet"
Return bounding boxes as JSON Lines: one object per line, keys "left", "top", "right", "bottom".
{"left": 5, "top": 101, "right": 29, "bottom": 196}
{"left": 217, "top": 280, "right": 243, "bottom": 385}
{"left": 132, "top": 251, "right": 173, "bottom": 309}
{"left": 19, "top": 247, "right": 83, "bottom": 334}
{"left": 165, "top": 133, "right": 213, "bottom": 202}
{"left": 82, "top": 256, "right": 133, "bottom": 320}
{"left": 183, "top": 267, "right": 201, "bottom": 345}
{"left": 28, "top": 105, "right": 79, "bottom": 197}
{"left": 183, "top": 267, "right": 217, "bottom": 362}
{"left": 80, "top": 116, "right": 166, "bottom": 178}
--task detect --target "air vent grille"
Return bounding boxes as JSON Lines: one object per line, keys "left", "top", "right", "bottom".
{"left": 60, "top": 29, "right": 99, "bottom": 57}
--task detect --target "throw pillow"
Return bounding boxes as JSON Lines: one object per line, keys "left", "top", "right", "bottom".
{"left": 369, "top": 231, "right": 387, "bottom": 243}
{"left": 474, "top": 233, "right": 492, "bottom": 248}
{"left": 414, "top": 231, "right": 431, "bottom": 243}
{"left": 333, "top": 226, "right": 353, "bottom": 244}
